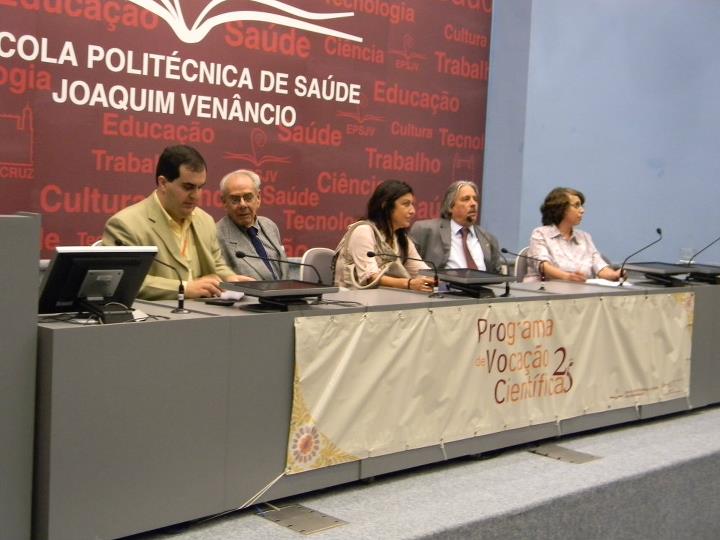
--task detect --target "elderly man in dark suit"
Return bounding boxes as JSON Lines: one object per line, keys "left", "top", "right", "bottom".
{"left": 216, "top": 169, "right": 289, "bottom": 280}
{"left": 410, "top": 180, "right": 502, "bottom": 273}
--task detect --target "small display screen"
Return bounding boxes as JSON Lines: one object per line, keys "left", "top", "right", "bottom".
{"left": 685, "top": 263, "right": 720, "bottom": 275}
{"left": 434, "top": 269, "right": 514, "bottom": 285}
{"left": 241, "top": 280, "right": 322, "bottom": 291}
{"left": 624, "top": 262, "right": 696, "bottom": 275}
{"left": 221, "top": 280, "right": 339, "bottom": 298}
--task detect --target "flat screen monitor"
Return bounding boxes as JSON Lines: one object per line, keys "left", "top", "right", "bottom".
{"left": 39, "top": 246, "right": 157, "bottom": 323}
{"left": 623, "top": 262, "right": 692, "bottom": 275}
{"left": 622, "top": 261, "right": 704, "bottom": 287}
{"left": 433, "top": 269, "right": 515, "bottom": 285}
{"left": 221, "top": 280, "right": 339, "bottom": 311}
{"left": 421, "top": 269, "right": 512, "bottom": 298}
{"left": 681, "top": 262, "right": 720, "bottom": 276}
{"left": 221, "top": 280, "right": 339, "bottom": 299}
{"left": 675, "top": 262, "right": 720, "bottom": 284}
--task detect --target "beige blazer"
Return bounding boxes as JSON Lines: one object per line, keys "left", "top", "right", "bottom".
{"left": 102, "top": 194, "right": 233, "bottom": 300}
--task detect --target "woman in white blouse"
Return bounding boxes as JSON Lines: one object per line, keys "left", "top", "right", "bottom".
{"left": 524, "top": 187, "right": 623, "bottom": 283}
{"left": 334, "top": 180, "right": 432, "bottom": 291}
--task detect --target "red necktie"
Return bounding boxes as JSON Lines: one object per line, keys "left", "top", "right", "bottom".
{"left": 461, "top": 228, "right": 478, "bottom": 270}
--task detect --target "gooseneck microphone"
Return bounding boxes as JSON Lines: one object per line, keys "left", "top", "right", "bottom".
{"left": 501, "top": 247, "right": 546, "bottom": 288}
{"left": 235, "top": 251, "right": 322, "bottom": 284}
{"left": 115, "top": 239, "right": 189, "bottom": 314}
{"left": 686, "top": 233, "right": 720, "bottom": 264}
{"left": 366, "top": 250, "right": 440, "bottom": 295}
{"left": 618, "top": 227, "right": 663, "bottom": 286}
{"left": 496, "top": 249, "right": 511, "bottom": 297}
{"left": 151, "top": 258, "right": 191, "bottom": 314}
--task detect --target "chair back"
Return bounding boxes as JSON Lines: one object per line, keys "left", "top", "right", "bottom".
{"left": 514, "top": 246, "right": 530, "bottom": 282}
{"left": 300, "top": 247, "right": 336, "bottom": 285}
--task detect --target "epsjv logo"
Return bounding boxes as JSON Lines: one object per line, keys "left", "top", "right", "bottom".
{"left": 0, "top": 104, "right": 34, "bottom": 180}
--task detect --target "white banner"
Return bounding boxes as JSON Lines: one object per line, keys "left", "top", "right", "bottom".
{"left": 286, "top": 293, "right": 694, "bottom": 474}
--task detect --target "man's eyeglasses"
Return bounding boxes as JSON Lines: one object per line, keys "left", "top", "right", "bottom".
{"left": 226, "top": 193, "right": 257, "bottom": 205}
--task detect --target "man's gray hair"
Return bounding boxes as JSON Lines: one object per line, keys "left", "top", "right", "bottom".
{"left": 219, "top": 169, "right": 261, "bottom": 195}
{"left": 440, "top": 180, "right": 479, "bottom": 219}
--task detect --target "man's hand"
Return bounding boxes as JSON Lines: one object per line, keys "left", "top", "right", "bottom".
{"left": 226, "top": 274, "right": 256, "bottom": 283}
{"left": 185, "top": 275, "right": 223, "bottom": 298}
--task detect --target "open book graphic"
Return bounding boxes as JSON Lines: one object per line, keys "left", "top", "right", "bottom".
{"left": 128, "top": 0, "right": 363, "bottom": 43}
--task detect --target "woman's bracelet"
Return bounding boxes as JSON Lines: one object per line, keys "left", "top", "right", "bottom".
{"left": 407, "top": 278, "right": 412, "bottom": 289}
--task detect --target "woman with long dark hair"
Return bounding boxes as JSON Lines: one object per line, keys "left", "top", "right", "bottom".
{"left": 334, "top": 179, "right": 432, "bottom": 290}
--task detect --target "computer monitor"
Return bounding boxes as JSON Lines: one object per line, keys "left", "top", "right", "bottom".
{"left": 623, "top": 261, "right": 696, "bottom": 286}
{"left": 682, "top": 262, "right": 720, "bottom": 284}
{"left": 426, "top": 269, "right": 514, "bottom": 298}
{"left": 39, "top": 246, "right": 158, "bottom": 323}
{"left": 221, "top": 280, "right": 339, "bottom": 311}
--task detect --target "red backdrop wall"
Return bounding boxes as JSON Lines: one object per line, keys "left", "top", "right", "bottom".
{"left": 0, "top": 0, "right": 492, "bottom": 257}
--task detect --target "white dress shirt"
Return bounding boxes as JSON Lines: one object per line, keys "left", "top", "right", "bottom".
{"left": 524, "top": 225, "right": 608, "bottom": 282}
{"left": 446, "top": 220, "right": 487, "bottom": 271}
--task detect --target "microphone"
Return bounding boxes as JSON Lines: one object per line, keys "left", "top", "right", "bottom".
{"left": 496, "top": 249, "right": 511, "bottom": 297}
{"left": 501, "top": 247, "right": 547, "bottom": 286}
{"left": 618, "top": 228, "right": 663, "bottom": 285}
{"left": 686, "top": 234, "right": 720, "bottom": 265}
{"left": 152, "top": 258, "right": 191, "bottom": 314}
{"left": 115, "top": 239, "right": 189, "bottom": 313}
{"left": 235, "top": 251, "right": 322, "bottom": 284}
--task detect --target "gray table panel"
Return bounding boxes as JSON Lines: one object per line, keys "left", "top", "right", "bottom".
{"left": 511, "top": 280, "right": 657, "bottom": 296}
{"left": 35, "top": 316, "right": 232, "bottom": 540}
{"left": 559, "top": 407, "right": 640, "bottom": 436}
{"left": 224, "top": 312, "right": 296, "bottom": 506}
{"left": 1, "top": 214, "right": 39, "bottom": 540}
{"left": 686, "top": 283, "right": 720, "bottom": 407}
{"left": 355, "top": 421, "right": 560, "bottom": 479}
{"left": 640, "top": 397, "right": 691, "bottom": 420}
{"left": 33, "top": 284, "right": 720, "bottom": 540}
{"left": 263, "top": 461, "right": 361, "bottom": 502}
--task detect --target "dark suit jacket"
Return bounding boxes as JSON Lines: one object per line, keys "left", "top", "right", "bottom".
{"left": 216, "top": 215, "right": 289, "bottom": 280}
{"left": 410, "top": 218, "right": 502, "bottom": 273}
{"left": 102, "top": 194, "right": 233, "bottom": 300}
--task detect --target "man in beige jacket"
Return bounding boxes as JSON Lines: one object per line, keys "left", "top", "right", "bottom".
{"left": 102, "top": 145, "right": 253, "bottom": 300}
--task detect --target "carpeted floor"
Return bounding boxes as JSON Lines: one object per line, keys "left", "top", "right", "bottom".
{"left": 127, "top": 405, "right": 720, "bottom": 540}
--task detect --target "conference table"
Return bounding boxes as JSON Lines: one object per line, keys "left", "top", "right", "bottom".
{"left": 33, "top": 279, "right": 720, "bottom": 540}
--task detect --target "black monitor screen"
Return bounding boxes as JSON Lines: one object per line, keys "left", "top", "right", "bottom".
{"left": 434, "top": 269, "right": 514, "bottom": 285}
{"left": 685, "top": 263, "right": 720, "bottom": 276}
{"left": 222, "top": 280, "right": 338, "bottom": 298}
{"left": 624, "top": 262, "right": 694, "bottom": 275}
{"left": 39, "top": 246, "right": 157, "bottom": 315}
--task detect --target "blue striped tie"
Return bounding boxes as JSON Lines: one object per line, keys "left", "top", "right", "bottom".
{"left": 247, "top": 226, "right": 277, "bottom": 279}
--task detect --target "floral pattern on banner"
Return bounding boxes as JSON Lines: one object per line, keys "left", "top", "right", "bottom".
{"left": 286, "top": 373, "right": 358, "bottom": 474}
